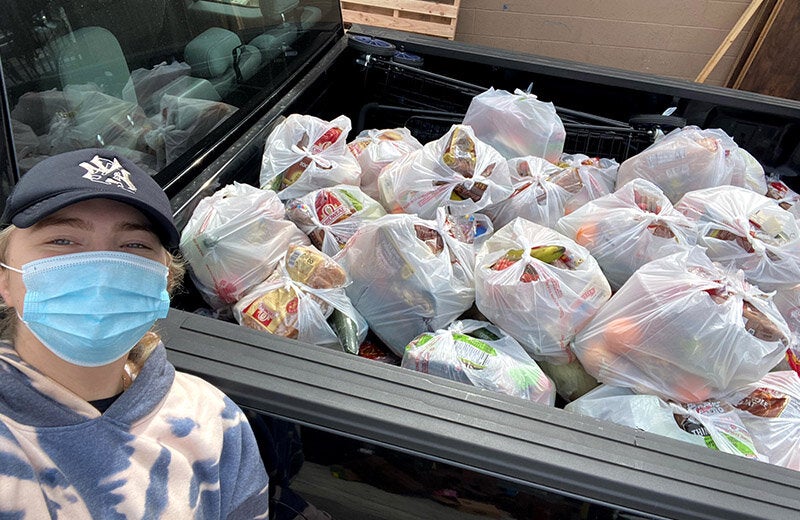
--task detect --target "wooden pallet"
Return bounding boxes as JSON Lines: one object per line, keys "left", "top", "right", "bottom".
{"left": 341, "top": 0, "right": 461, "bottom": 40}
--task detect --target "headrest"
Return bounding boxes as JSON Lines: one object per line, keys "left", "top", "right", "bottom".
{"left": 184, "top": 27, "right": 242, "bottom": 79}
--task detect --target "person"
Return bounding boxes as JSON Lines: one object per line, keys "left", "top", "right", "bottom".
{"left": 0, "top": 149, "right": 270, "bottom": 518}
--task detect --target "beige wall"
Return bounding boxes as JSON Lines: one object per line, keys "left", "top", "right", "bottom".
{"left": 455, "top": 0, "right": 759, "bottom": 86}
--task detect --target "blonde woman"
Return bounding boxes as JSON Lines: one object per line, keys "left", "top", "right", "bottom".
{"left": 0, "top": 149, "right": 269, "bottom": 519}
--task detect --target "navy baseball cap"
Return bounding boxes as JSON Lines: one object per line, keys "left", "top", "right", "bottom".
{"left": 1, "top": 148, "right": 179, "bottom": 248}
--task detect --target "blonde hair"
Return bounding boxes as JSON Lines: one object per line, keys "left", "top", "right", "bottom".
{"left": 0, "top": 225, "right": 185, "bottom": 367}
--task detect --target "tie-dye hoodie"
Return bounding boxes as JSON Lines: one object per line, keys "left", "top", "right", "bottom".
{"left": 0, "top": 341, "right": 270, "bottom": 519}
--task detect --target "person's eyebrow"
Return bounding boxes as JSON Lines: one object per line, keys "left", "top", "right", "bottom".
{"left": 31, "top": 215, "right": 93, "bottom": 232}
{"left": 116, "top": 221, "right": 157, "bottom": 235}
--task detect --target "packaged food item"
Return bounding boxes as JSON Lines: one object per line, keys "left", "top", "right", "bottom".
{"left": 724, "top": 371, "right": 800, "bottom": 471}
{"left": 536, "top": 358, "right": 599, "bottom": 402}
{"left": 347, "top": 127, "right": 423, "bottom": 199}
{"left": 675, "top": 185, "right": 800, "bottom": 291}
{"left": 234, "top": 245, "right": 367, "bottom": 351}
{"left": 378, "top": 124, "right": 513, "bottom": 219}
{"left": 554, "top": 154, "right": 619, "bottom": 214}
{"left": 285, "top": 185, "right": 386, "bottom": 257}
{"left": 402, "top": 320, "right": 556, "bottom": 405}
{"left": 566, "top": 385, "right": 764, "bottom": 461}
{"left": 259, "top": 114, "right": 361, "bottom": 199}
{"left": 462, "top": 87, "right": 566, "bottom": 162}
{"left": 180, "top": 182, "right": 310, "bottom": 310}
{"left": 765, "top": 177, "right": 800, "bottom": 219}
{"left": 617, "top": 126, "right": 758, "bottom": 203}
{"left": 474, "top": 217, "right": 612, "bottom": 364}
{"left": 772, "top": 285, "right": 800, "bottom": 377}
{"left": 335, "top": 213, "right": 476, "bottom": 355}
{"left": 556, "top": 178, "right": 697, "bottom": 290}
{"left": 572, "top": 248, "right": 790, "bottom": 403}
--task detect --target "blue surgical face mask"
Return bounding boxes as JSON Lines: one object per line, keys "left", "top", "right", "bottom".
{"left": 2, "top": 251, "right": 170, "bottom": 367}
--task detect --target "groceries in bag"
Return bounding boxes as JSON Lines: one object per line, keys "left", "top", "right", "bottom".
{"left": 285, "top": 185, "right": 386, "bottom": 257}
{"left": 765, "top": 177, "right": 800, "bottom": 219}
{"left": 617, "top": 126, "right": 765, "bottom": 203}
{"left": 335, "top": 213, "right": 477, "bottom": 356}
{"left": 556, "top": 178, "right": 697, "bottom": 290}
{"left": 462, "top": 87, "right": 566, "bottom": 162}
{"left": 475, "top": 217, "right": 612, "bottom": 364}
{"left": 348, "top": 127, "right": 423, "bottom": 200}
{"left": 378, "top": 124, "right": 513, "bottom": 219}
{"left": 234, "top": 244, "right": 367, "bottom": 352}
{"left": 482, "top": 156, "right": 571, "bottom": 230}
{"left": 554, "top": 154, "right": 619, "bottom": 214}
{"left": 402, "top": 320, "right": 556, "bottom": 405}
{"left": 180, "top": 182, "right": 310, "bottom": 310}
{"left": 573, "top": 248, "right": 790, "bottom": 403}
{"left": 566, "top": 385, "right": 763, "bottom": 461}
{"left": 724, "top": 371, "right": 800, "bottom": 471}
{"left": 259, "top": 114, "right": 361, "bottom": 199}
{"left": 675, "top": 185, "right": 800, "bottom": 291}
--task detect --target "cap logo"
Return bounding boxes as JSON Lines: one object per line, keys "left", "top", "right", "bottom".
{"left": 79, "top": 155, "right": 137, "bottom": 193}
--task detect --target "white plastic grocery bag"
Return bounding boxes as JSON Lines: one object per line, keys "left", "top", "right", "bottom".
{"left": 402, "top": 320, "right": 556, "bottom": 405}
{"left": 675, "top": 185, "right": 800, "bottom": 291}
{"left": 335, "top": 213, "right": 476, "bottom": 355}
{"left": 617, "top": 126, "right": 752, "bottom": 203}
{"left": 475, "top": 217, "right": 612, "bottom": 364}
{"left": 463, "top": 87, "right": 566, "bottom": 162}
{"left": 180, "top": 182, "right": 310, "bottom": 310}
{"left": 285, "top": 184, "right": 386, "bottom": 257}
{"left": 234, "top": 245, "right": 367, "bottom": 351}
{"left": 724, "top": 371, "right": 800, "bottom": 471}
{"left": 572, "top": 248, "right": 790, "bottom": 403}
{"left": 259, "top": 113, "right": 361, "bottom": 199}
{"left": 378, "top": 124, "right": 513, "bottom": 219}
{"left": 566, "top": 385, "right": 764, "bottom": 461}
{"left": 556, "top": 178, "right": 697, "bottom": 290}
{"left": 347, "top": 127, "right": 423, "bottom": 200}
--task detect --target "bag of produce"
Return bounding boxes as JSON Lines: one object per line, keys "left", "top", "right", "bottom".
{"left": 724, "top": 371, "right": 800, "bottom": 471}
{"left": 674, "top": 185, "right": 800, "bottom": 291}
{"left": 234, "top": 245, "right": 367, "bottom": 353}
{"left": 475, "top": 217, "right": 612, "bottom": 364}
{"left": 335, "top": 213, "right": 476, "bottom": 355}
{"left": 617, "top": 126, "right": 757, "bottom": 203}
{"left": 402, "top": 320, "right": 556, "bottom": 405}
{"left": 554, "top": 154, "right": 619, "bottom": 214}
{"left": 573, "top": 248, "right": 790, "bottom": 403}
{"left": 378, "top": 124, "right": 513, "bottom": 219}
{"left": 462, "top": 87, "right": 566, "bottom": 162}
{"left": 347, "top": 127, "right": 423, "bottom": 200}
{"left": 259, "top": 114, "right": 361, "bottom": 199}
{"left": 556, "top": 178, "right": 697, "bottom": 290}
{"left": 180, "top": 182, "right": 310, "bottom": 310}
{"left": 566, "top": 385, "right": 764, "bottom": 461}
{"left": 285, "top": 185, "right": 386, "bottom": 257}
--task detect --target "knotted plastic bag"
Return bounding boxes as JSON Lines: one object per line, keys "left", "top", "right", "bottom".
{"left": 234, "top": 245, "right": 367, "bottom": 352}
{"left": 285, "top": 184, "right": 386, "bottom": 257}
{"left": 462, "top": 87, "right": 566, "bottom": 162}
{"left": 259, "top": 114, "right": 361, "bottom": 199}
{"left": 556, "top": 178, "right": 697, "bottom": 290}
{"left": 335, "top": 212, "right": 477, "bottom": 355}
{"left": 180, "top": 182, "right": 310, "bottom": 310}
{"left": 378, "top": 124, "right": 513, "bottom": 219}
{"left": 675, "top": 185, "right": 800, "bottom": 291}
{"left": 347, "top": 127, "right": 423, "bottom": 200}
{"left": 475, "top": 217, "right": 612, "bottom": 364}
{"left": 573, "top": 248, "right": 790, "bottom": 403}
